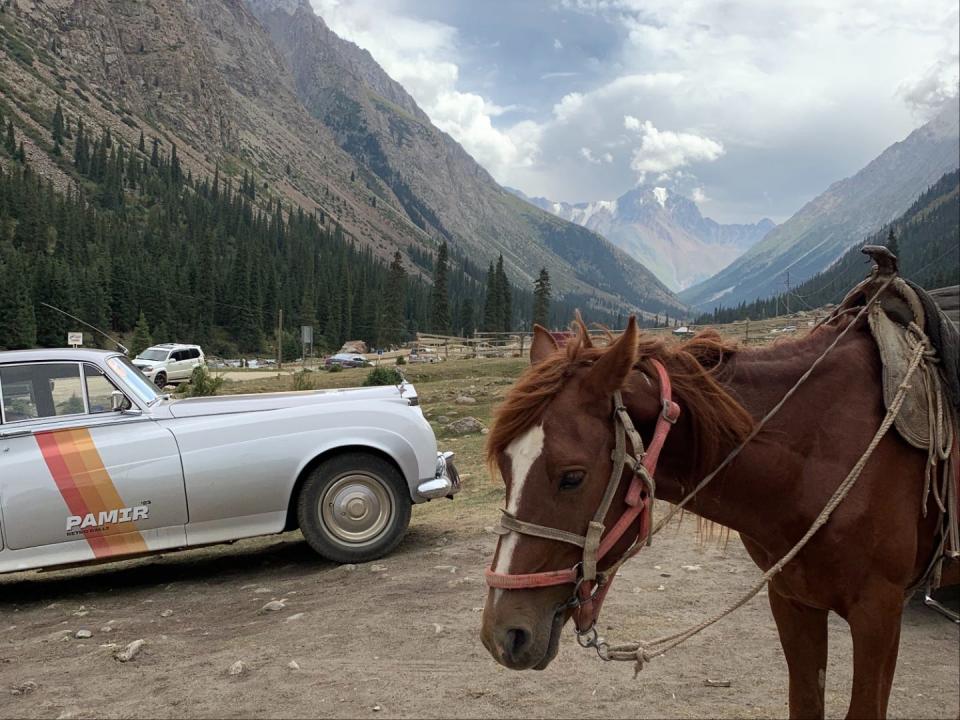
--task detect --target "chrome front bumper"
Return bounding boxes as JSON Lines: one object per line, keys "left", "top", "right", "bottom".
{"left": 416, "top": 451, "right": 461, "bottom": 500}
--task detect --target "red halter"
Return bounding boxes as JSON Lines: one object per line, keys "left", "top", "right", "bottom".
{"left": 485, "top": 359, "right": 680, "bottom": 633}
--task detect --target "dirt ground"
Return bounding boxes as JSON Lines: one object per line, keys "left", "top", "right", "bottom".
{"left": 1, "top": 507, "right": 957, "bottom": 719}
{"left": 2, "top": 356, "right": 958, "bottom": 719}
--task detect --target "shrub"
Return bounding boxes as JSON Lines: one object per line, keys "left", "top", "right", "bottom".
{"left": 291, "top": 369, "right": 316, "bottom": 391}
{"left": 176, "top": 365, "right": 224, "bottom": 397}
{"left": 327, "top": 363, "right": 343, "bottom": 373}
{"left": 362, "top": 366, "right": 404, "bottom": 387}
{"left": 395, "top": 355, "right": 406, "bottom": 365}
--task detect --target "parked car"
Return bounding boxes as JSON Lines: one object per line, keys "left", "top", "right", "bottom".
{"left": 0, "top": 348, "right": 460, "bottom": 574}
{"left": 132, "top": 343, "right": 205, "bottom": 387}
{"left": 408, "top": 347, "right": 439, "bottom": 363}
{"left": 324, "top": 353, "right": 368, "bottom": 368}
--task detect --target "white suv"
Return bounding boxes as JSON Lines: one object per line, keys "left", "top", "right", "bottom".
{"left": 132, "top": 344, "right": 205, "bottom": 387}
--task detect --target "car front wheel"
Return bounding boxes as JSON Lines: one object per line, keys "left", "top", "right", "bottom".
{"left": 297, "top": 452, "right": 412, "bottom": 564}
{"left": 154, "top": 371, "right": 167, "bottom": 388}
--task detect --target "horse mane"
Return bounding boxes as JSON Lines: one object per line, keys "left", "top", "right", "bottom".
{"left": 486, "top": 327, "right": 755, "bottom": 478}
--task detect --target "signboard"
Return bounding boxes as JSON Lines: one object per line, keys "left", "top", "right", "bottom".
{"left": 68, "top": 332, "right": 83, "bottom": 347}
{"left": 300, "top": 326, "right": 313, "bottom": 344}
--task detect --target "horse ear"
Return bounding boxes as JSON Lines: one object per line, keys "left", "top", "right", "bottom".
{"left": 585, "top": 315, "right": 638, "bottom": 396}
{"left": 530, "top": 324, "right": 559, "bottom": 365}
{"left": 572, "top": 309, "right": 593, "bottom": 348}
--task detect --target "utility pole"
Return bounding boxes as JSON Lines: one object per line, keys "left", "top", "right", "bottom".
{"left": 277, "top": 308, "right": 283, "bottom": 370}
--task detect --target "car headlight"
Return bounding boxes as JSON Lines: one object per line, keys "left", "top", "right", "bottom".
{"left": 142, "top": 366, "right": 153, "bottom": 373}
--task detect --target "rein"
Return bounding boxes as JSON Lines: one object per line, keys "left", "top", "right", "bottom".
{"left": 484, "top": 358, "right": 680, "bottom": 633}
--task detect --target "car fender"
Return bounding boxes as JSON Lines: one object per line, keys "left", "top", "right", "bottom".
{"left": 290, "top": 426, "right": 429, "bottom": 503}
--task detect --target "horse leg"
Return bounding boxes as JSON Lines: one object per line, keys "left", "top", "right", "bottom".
{"left": 768, "top": 586, "right": 829, "bottom": 719}
{"left": 844, "top": 587, "right": 903, "bottom": 719}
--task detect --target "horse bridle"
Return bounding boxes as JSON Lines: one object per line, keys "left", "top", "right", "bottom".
{"left": 484, "top": 358, "right": 681, "bottom": 635}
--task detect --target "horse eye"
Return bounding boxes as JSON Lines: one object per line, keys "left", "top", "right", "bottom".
{"left": 559, "top": 470, "right": 585, "bottom": 490}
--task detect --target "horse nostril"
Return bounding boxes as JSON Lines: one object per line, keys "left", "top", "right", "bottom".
{"left": 504, "top": 627, "right": 531, "bottom": 657}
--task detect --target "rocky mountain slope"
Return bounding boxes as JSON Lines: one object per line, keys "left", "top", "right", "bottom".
{"left": 510, "top": 185, "right": 774, "bottom": 291}
{"left": 0, "top": 0, "right": 681, "bottom": 319}
{"left": 249, "top": 0, "right": 681, "bottom": 317}
{"left": 701, "top": 169, "right": 959, "bottom": 324}
{"left": 680, "top": 102, "right": 960, "bottom": 312}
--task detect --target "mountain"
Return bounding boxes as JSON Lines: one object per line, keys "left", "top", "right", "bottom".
{"left": 699, "top": 169, "right": 960, "bottom": 324}
{"left": 680, "top": 102, "right": 960, "bottom": 312}
{"left": 248, "top": 0, "right": 682, "bottom": 318}
{"left": 0, "top": 0, "right": 681, "bottom": 325}
{"left": 509, "top": 185, "right": 774, "bottom": 291}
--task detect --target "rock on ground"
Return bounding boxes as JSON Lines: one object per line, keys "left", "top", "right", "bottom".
{"left": 444, "top": 417, "right": 485, "bottom": 435}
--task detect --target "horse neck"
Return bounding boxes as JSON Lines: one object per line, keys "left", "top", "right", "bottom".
{"left": 640, "top": 328, "right": 868, "bottom": 546}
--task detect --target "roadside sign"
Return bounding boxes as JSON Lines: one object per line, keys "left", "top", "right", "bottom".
{"left": 68, "top": 332, "right": 83, "bottom": 347}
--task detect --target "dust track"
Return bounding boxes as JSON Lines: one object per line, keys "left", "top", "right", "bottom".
{"left": 1, "top": 518, "right": 957, "bottom": 719}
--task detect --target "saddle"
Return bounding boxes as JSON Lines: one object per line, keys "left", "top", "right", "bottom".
{"left": 831, "top": 246, "right": 959, "bottom": 594}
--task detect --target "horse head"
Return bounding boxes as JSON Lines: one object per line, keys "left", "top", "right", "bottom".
{"left": 480, "top": 314, "right": 669, "bottom": 670}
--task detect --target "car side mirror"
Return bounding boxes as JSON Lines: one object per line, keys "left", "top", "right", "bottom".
{"left": 111, "top": 390, "right": 131, "bottom": 412}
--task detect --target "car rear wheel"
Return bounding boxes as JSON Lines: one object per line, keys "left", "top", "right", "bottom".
{"left": 297, "top": 452, "right": 411, "bottom": 564}
{"left": 154, "top": 372, "right": 167, "bottom": 388}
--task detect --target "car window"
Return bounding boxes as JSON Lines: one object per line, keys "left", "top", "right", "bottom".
{"left": 84, "top": 364, "right": 120, "bottom": 414}
{"left": 106, "top": 356, "right": 160, "bottom": 406}
{"left": 0, "top": 363, "right": 85, "bottom": 422}
{"left": 138, "top": 349, "right": 169, "bottom": 361}
{"left": 188, "top": 348, "right": 200, "bottom": 359}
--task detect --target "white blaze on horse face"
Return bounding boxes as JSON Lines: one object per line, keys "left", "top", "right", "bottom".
{"left": 494, "top": 423, "right": 546, "bottom": 579}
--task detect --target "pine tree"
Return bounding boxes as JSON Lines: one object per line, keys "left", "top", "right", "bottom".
{"left": 130, "top": 311, "right": 153, "bottom": 357}
{"left": 532, "top": 267, "right": 551, "bottom": 328}
{"left": 429, "top": 241, "right": 450, "bottom": 334}
{"left": 150, "top": 137, "right": 159, "bottom": 167}
{"left": 15, "top": 141, "right": 25, "bottom": 163}
{"left": 52, "top": 99, "right": 65, "bottom": 144}
{"left": 482, "top": 261, "right": 499, "bottom": 331}
{"left": 495, "top": 254, "right": 511, "bottom": 331}
{"left": 138, "top": 130, "right": 145, "bottom": 153}
{"left": 886, "top": 227, "right": 900, "bottom": 259}
{"left": 381, "top": 251, "right": 406, "bottom": 346}
{"left": 170, "top": 142, "right": 181, "bottom": 184}
{"left": 459, "top": 297, "right": 475, "bottom": 338}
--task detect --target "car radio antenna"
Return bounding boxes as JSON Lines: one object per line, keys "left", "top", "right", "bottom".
{"left": 40, "top": 302, "right": 129, "bottom": 354}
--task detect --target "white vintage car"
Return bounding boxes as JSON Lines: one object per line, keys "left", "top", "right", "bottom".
{"left": 0, "top": 348, "right": 459, "bottom": 574}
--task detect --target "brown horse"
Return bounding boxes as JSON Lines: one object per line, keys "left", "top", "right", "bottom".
{"left": 480, "top": 314, "right": 952, "bottom": 719}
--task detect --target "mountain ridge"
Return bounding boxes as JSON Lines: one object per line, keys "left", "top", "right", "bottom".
{"left": 680, "top": 102, "right": 960, "bottom": 311}
{"left": 508, "top": 185, "right": 774, "bottom": 291}
{"left": 1, "top": 0, "right": 682, "bottom": 320}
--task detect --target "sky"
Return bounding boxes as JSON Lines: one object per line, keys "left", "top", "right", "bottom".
{"left": 310, "top": 0, "right": 959, "bottom": 224}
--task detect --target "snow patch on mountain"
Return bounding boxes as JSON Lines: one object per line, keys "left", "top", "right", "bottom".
{"left": 507, "top": 186, "right": 774, "bottom": 292}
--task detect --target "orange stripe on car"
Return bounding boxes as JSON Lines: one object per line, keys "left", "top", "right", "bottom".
{"left": 36, "top": 428, "right": 148, "bottom": 558}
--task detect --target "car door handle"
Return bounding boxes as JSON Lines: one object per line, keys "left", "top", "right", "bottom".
{"left": 0, "top": 429, "right": 33, "bottom": 439}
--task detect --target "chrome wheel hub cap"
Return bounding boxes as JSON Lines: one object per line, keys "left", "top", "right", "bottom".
{"left": 320, "top": 473, "right": 392, "bottom": 544}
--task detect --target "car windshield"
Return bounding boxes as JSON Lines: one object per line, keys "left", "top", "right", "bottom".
{"left": 106, "top": 356, "right": 160, "bottom": 405}
{"left": 137, "top": 349, "right": 169, "bottom": 361}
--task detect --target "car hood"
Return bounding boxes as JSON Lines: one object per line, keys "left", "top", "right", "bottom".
{"left": 165, "top": 383, "right": 416, "bottom": 418}
{"left": 132, "top": 358, "right": 162, "bottom": 367}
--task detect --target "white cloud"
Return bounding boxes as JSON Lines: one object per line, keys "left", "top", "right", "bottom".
{"left": 898, "top": 52, "right": 960, "bottom": 118}
{"left": 552, "top": 92, "right": 584, "bottom": 122}
{"left": 553, "top": 38, "right": 564, "bottom": 50}
{"left": 623, "top": 115, "right": 641, "bottom": 131}
{"left": 626, "top": 120, "right": 724, "bottom": 177}
{"left": 309, "top": 0, "right": 539, "bottom": 179}
{"left": 691, "top": 187, "right": 707, "bottom": 203}
{"left": 580, "top": 147, "right": 613, "bottom": 164}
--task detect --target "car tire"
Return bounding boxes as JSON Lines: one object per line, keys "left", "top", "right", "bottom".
{"left": 154, "top": 372, "right": 167, "bottom": 388}
{"left": 297, "top": 452, "right": 412, "bottom": 564}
